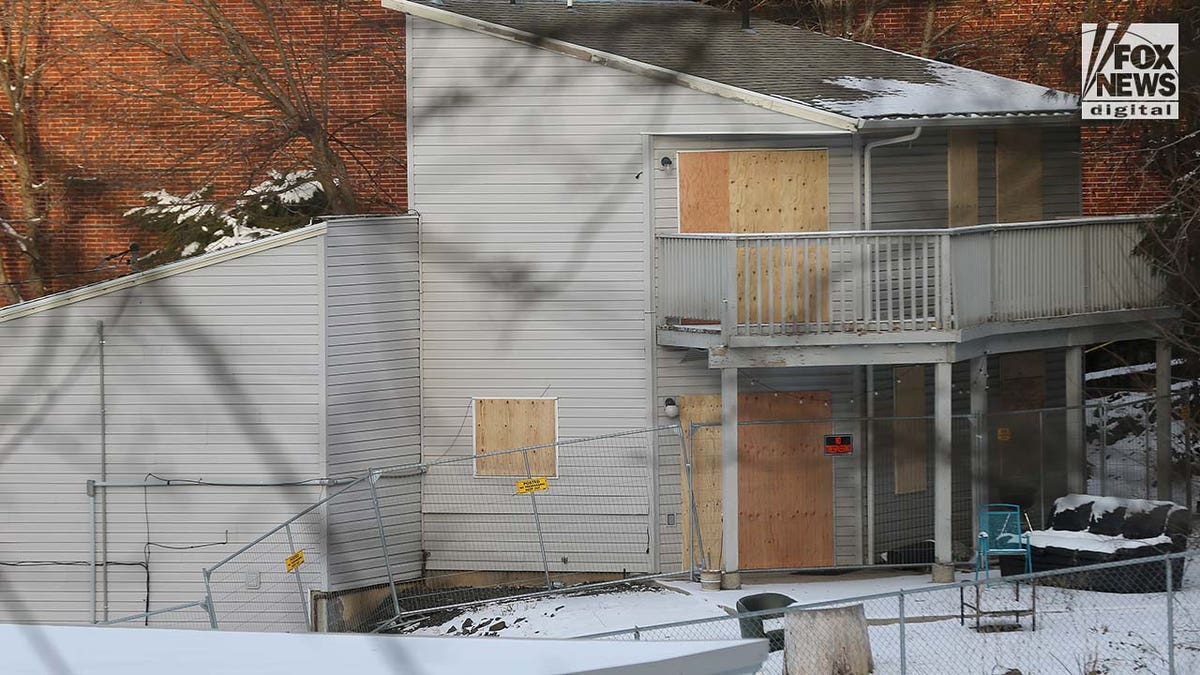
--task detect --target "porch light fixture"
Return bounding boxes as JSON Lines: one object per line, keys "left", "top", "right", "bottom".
{"left": 664, "top": 398, "right": 680, "bottom": 418}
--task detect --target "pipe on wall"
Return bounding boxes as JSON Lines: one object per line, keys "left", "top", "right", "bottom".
{"left": 863, "top": 128, "right": 922, "bottom": 229}
{"left": 97, "top": 320, "right": 109, "bottom": 621}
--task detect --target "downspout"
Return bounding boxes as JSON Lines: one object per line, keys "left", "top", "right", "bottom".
{"left": 97, "top": 321, "right": 108, "bottom": 621}
{"left": 863, "top": 127, "right": 922, "bottom": 229}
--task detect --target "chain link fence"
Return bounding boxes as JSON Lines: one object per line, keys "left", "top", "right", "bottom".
{"left": 98, "top": 425, "right": 694, "bottom": 633}
{"left": 586, "top": 550, "right": 1200, "bottom": 675}
{"left": 364, "top": 425, "right": 689, "bottom": 631}
{"left": 97, "top": 599, "right": 216, "bottom": 630}
{"left": 94, "top": 395, "right": 1199, "bottom": 636}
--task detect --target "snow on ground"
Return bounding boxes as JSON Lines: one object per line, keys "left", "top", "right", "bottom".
{"left": 1085, "top": 383, "right": 1197, "bottom": 502}
{"left": 402, "top": 585, "right": 726, "bottom": 639}
{"left": 402, "top": 563, "right": 1200, "bottom": 674}
{"left": 402, "top": 569, "right": 949, "bottom": 640}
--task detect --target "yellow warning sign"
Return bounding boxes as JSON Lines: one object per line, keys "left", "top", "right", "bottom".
{"left": 285, "top": 550, "right": 305, "bottom": 573}
{"left": 996, "top": 427, "right": 1012, "bottom": 442}
{"left": 516, "top": 477, "right": 549, "bottom": 494}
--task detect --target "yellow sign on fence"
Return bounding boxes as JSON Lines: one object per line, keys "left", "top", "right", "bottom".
{"left": 996, "top": 427, "right": 1012, "bottom": 442}
{"left": 285, "top": 550, "right": 305, "bottom": 573}
{"left": 516, "top": 477, "right": 549, "bottom": 495}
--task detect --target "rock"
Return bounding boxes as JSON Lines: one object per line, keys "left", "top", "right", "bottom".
{"left": 490, "top": 621, "right": 507, "bottom": 631}
{"left": 462, "top": 618, "right": 474, "bottom": 629}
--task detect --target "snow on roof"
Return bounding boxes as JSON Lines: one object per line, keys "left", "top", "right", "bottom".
{"left": 812, "top": 63, "right": 1078, "bottom": 118}
{"left": 390, "top": 0, "right": 1079, "bottom": 124}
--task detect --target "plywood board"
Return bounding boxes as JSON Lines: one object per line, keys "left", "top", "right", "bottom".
{"left": 736, "top": 244, "right": 830, "bottom": 325}
{"left": 893, "top": 366, "right": 927, "bottom": 495}
{"left": 996, "top": 128, "right": 1043, "bottom": 223}
{"left": 948, "top": 129, "right": 979, "bottom": 227}
{"left": 729, "top": 150, "right": 828, "bottom": 233}
{"left": 678, "top": 390, "right": 836, "bottom": 571}
{"left": 998, "top": 352, "right": 1046, "bottom": 411}
{"left": 738, "top": 391, "right": 834, "bottom": 569}
{"left": 474, "top": 399, "right": 557, "bottom": 477}
{"left": 678, "top": 152, "right": 731, "bottom": 233}
{"left": 677, "top": 394, "right": 724, "bottom": 570}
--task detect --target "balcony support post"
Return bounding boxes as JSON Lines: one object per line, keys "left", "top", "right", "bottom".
{"left": 1065, "top": 346, "right": 1086, "bottom": 493}
{"left": 1157, "top": 341, "right": 1173, "bottom": 500}
{"left": 933, "top": 361, "right": 955, "bottom": 582}
{"left": 720, "top": 366, "right": 740, "bottom": 588}
{"left": 970, "top": 356, "right": 989, "bottom": 546}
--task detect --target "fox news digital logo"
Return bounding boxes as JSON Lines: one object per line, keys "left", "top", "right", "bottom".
{"left": 1081, "top": 23, "right": 1178, "bottom": 120}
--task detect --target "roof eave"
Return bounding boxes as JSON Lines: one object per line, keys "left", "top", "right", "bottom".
{"left": 383, "top": 0, "right": 862, "bottom": 132}
{"left": 0, "top": 222, "right": 330, "bottom": 325}
{"left": 856, "top": 110, "right": 1081, "bottom": 130}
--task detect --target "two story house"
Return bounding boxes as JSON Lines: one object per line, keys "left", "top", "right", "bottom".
{"left": 0, "top": 0, "right": 1175, "bottom": 629}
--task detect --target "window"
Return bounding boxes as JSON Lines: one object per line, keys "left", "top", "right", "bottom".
{"left": 473, "top": 398, "right": 558, "bottom": 477}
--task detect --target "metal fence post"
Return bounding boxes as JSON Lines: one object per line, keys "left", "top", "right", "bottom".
{"left": 1167, "top": 553, "right": 1175, "bottom": 675}
{"left": 202, "top": 568, "right": 219, "bottom": 630}
{"left": 1100, "top": 402, "right": 1109, "bottom": 496}
{"left": 284, "top": 523, "right": 313, "bottom": 632}
{"left": 522, "top": 450, "right": 553, "bottom": 591}
{"left": 368, "top": 473, "right": 403, "bottom": 619}
{"left": 202, "top": 597, "right": 218, "bottom": 631}
{"left": 898, "top": 590, "right": 907, "bottom": 675}
{"left": 1038, "top": 410, "right": 1046, "bottom": 526}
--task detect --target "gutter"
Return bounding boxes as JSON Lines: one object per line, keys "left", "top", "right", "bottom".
{"left": 863, "top": 127, "right": 922, "bottom": 230}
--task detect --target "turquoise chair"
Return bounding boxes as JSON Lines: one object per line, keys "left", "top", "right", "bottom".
{"left": 976, "top": 503, "right": 1032, "bottom": 581}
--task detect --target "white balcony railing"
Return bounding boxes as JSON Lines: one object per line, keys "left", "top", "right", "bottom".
{"left": 657, "top": 216, "right": 1165, "bottom": 339}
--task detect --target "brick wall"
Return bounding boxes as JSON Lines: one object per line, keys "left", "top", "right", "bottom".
{"left": 0, "top": 1, "right": 407, "bottom": 301}
{"left": 844, "top": 0, "right": 1170, "bottom": 216}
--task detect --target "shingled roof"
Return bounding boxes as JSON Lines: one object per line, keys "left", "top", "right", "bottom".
{"left": 386, "top": 0, "right": 1079, "bottom": 125}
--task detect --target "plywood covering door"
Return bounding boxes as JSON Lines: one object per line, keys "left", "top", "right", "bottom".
{"left": 678, "top": 150, "right": 831, "bottom": 325}
{"left": 677, "top": 391, "right": 834, "bottom": 571}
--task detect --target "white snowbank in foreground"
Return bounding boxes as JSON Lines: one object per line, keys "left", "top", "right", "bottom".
{"left": 1, "top": 623, "right": 766, "bottom": 675}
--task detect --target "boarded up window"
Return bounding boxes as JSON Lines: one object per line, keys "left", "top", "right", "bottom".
{"left": 995, "top": 128, "right": 1043, "bottom": 223}
{"left": 678, "top": 149, "right": 829, "bottom": 234}
{"left": 893, "top": 366, "right": 928, "bottom": 494}
{"left": 678, "top": 150, "right": 831, "bottom": 324}
{"left": 474, "top": 398, "right": 558, "bottom": 477}
{"left": 948, "top": 129, "right": 979, "bottom": 226}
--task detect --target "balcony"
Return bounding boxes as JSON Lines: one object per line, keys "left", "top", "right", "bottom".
{"left": 657, "top": 216, "right": 1173, "bottom": 356}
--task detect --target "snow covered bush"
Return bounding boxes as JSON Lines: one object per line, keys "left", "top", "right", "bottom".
{"left": 124, "top": 169, "right": 327, "bottom": 263}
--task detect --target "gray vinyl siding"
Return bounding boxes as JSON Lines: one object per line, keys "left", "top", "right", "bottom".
{"left": 869, "top": 126, "right": 1081, "bottom": 230}
{"left": 1042, "top": 126, "right": 1082, "bottom": 218}
{"left": 651, "top": 135, "right": 856, "bottom": 233}
{"left": 409, "top": 17, "right": 839, "bottom": 574}
{"left": 0, "top": 235, "right": 326, "bottom": 626}
{"left": 324, "top": 216, "right": 423, "bottom": 591}
{"left": 868, "top": 129, "right": 949, "bottom": 229}
{"left": 655, "top": 351, "right": 864, "bottom": 567}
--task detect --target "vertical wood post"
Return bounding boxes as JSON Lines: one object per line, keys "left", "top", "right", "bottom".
{"left": 1157, "top": 341, "right": 1173, "bottom": 501}
{"left": 933, "top": 361, "right": 954, "bottom": 582}
{"left": 1066, "top": 346, "right": 1085, "bottom": 493}
{"left": 721, "top": 367, "right": 740, "bottom": 587}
